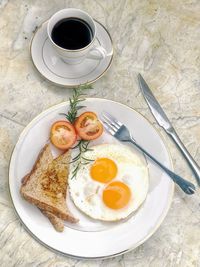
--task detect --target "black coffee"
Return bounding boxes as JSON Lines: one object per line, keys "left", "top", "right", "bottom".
{"left": 51, "top": 18, "right": 93, "bottom": 50}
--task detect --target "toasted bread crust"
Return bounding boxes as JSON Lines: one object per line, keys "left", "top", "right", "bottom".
{"left": 21, "top": 173, "right": 30, "bottom": 186}
{"left": 20, "top": 146, "right": 66, "bottom": 231}
{"left": 21, "top": 144, "right": 51, "bottom": 186}
{"left": 41, "top": 210, "right": 64, "bottom": 232}
{"left": 20, "top": 144, "right": 78, "bottom": 227}
{"left": 20, "top": 188, "right": 77, "bottom": 222}
{"left": 22, "top": 173, "right": 66, "bottom": 230}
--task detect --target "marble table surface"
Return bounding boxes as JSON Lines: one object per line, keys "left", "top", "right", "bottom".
{"left": 0, "top": 0, "right": 200, "bottom": 266}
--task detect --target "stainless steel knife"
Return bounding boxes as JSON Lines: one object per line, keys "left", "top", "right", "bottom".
{"left": 138, "top": 73, "right": 200, "bottom": 186}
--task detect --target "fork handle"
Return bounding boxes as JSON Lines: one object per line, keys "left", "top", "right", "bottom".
{"left": 127, "top": 138, "right": 195, "bottom": 194}
{"left": 167, "top": 127, "right": 200, "bottom": 186}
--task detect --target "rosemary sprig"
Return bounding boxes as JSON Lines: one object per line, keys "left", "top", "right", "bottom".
{"left": 62, "top": 84, "right": 94, "bottom": 179}
{"left": 65, "top": 84, "right": 93, "bottom": 123}
{"left": 70, "top": 140, "right": 94, "bottom": 179}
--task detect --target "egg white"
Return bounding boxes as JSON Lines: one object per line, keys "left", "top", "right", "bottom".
{"left": 69, "top": 143, "right": 149, "bottom": 221}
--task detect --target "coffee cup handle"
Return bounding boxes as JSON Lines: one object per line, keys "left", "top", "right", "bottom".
{"left": 87, "top": 46, "right": 107, "bottom": 60}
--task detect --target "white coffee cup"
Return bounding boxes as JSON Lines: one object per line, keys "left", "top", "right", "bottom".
{"left": 47, "top": 8, "right": 108, "bottom": 64}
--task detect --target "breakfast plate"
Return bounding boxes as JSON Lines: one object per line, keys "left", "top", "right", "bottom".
{"left": 30, "top": 20, "right": 113, "bottom": 87}
{"left": 9, "top": 98, "right": 174, "bottom": 259}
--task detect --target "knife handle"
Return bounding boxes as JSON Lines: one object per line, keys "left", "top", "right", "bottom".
{"left": 167, "top": 128, "right": 200, "bottom": 186}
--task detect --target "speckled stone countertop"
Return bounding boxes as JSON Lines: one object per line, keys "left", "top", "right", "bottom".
{"left": 0, "top": 0, "right": 200, "bottom": 266}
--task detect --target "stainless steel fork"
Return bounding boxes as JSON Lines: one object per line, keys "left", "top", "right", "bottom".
{"left": 101, "top": 112, "right": 195, "bottom": 195}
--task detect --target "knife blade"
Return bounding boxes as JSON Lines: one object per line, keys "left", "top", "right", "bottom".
{"left": 138, "top": 73, "right": 200, "bottom": 185}
{"left": 138, "top": 73, "right": 172, "bottom": 131}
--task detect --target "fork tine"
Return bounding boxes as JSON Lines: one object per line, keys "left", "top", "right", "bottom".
{"left": 102, "top": 116, "right": 118, "bottom": 132}
{"left": 102, "top": 114, "right": 120, "bottom": 131}
{"left": 102, "top": 112, "right": 136, "bottom": 142}
{"left": 102, "top": 116, "right": 118, "bottom": 133}
{"left": 103, "top": 112, "right": 122, "bottom": 127}
{"left": 102, "top": 121, "right": 115, "bottom": 135}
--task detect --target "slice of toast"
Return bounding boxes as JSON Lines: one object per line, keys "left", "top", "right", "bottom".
{"left": 21, "top": 144, "right": 78, "bottom": 228}
{"left": 22, "top": 172, "right": 64, "bottom": 232}
{"left": 21, "top": 145, "right": 65, "bottom": 231}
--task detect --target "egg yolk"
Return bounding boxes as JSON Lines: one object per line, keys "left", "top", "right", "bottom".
{"left": 90, "top": 158, "right": 117, "bottom": 183}
{"left": 103, "top": 181, "right": 131, "bottom": 209}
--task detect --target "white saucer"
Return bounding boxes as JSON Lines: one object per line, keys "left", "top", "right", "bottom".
{"left": 30, "top": 20, "right": 113, "bottom": 87}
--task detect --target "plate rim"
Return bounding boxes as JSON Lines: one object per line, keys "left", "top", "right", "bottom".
{"left": 30, "top": 19, "right": 114, "bottom": 88}
{"left": 8, "top": 98, "right": 174, "bottom": 259}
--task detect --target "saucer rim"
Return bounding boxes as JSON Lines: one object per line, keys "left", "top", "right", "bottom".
{"left": 30, "top": 18, "right": 114, "bottom": 88}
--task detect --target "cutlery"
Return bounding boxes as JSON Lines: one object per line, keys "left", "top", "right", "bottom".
{"left": 138, "top": 73, "right": 200, "bottom": 186}
{"left": 101, "top": 112, "right": 195, "bottom": 195}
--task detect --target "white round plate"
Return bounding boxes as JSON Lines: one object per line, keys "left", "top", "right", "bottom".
{"left": 9, "top": 99, "right": 174, "bottom": 259}
{"left": 30, "top": 20, "right": 113, "bottom": 87}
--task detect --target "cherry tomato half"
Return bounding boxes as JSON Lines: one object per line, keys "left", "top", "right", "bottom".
{"left": 50, "top": 121, "right": 77, "bottom": 150}
{"left": 74, "top": 112, "right": 103, "bottom": 141}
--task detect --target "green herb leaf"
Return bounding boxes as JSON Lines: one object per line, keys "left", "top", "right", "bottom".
{"left": 66, "top": 84, "right": 93, "bottom": 179}
{"left": 66, "top": 84, "right": 93, "bottom": 124}
{"left": 70, "top": 140, "right": 94, "bottom": 179}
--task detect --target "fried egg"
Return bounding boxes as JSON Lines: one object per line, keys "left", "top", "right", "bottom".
{"left": 69, "top": 144, "right": 149, "bottom": 221}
